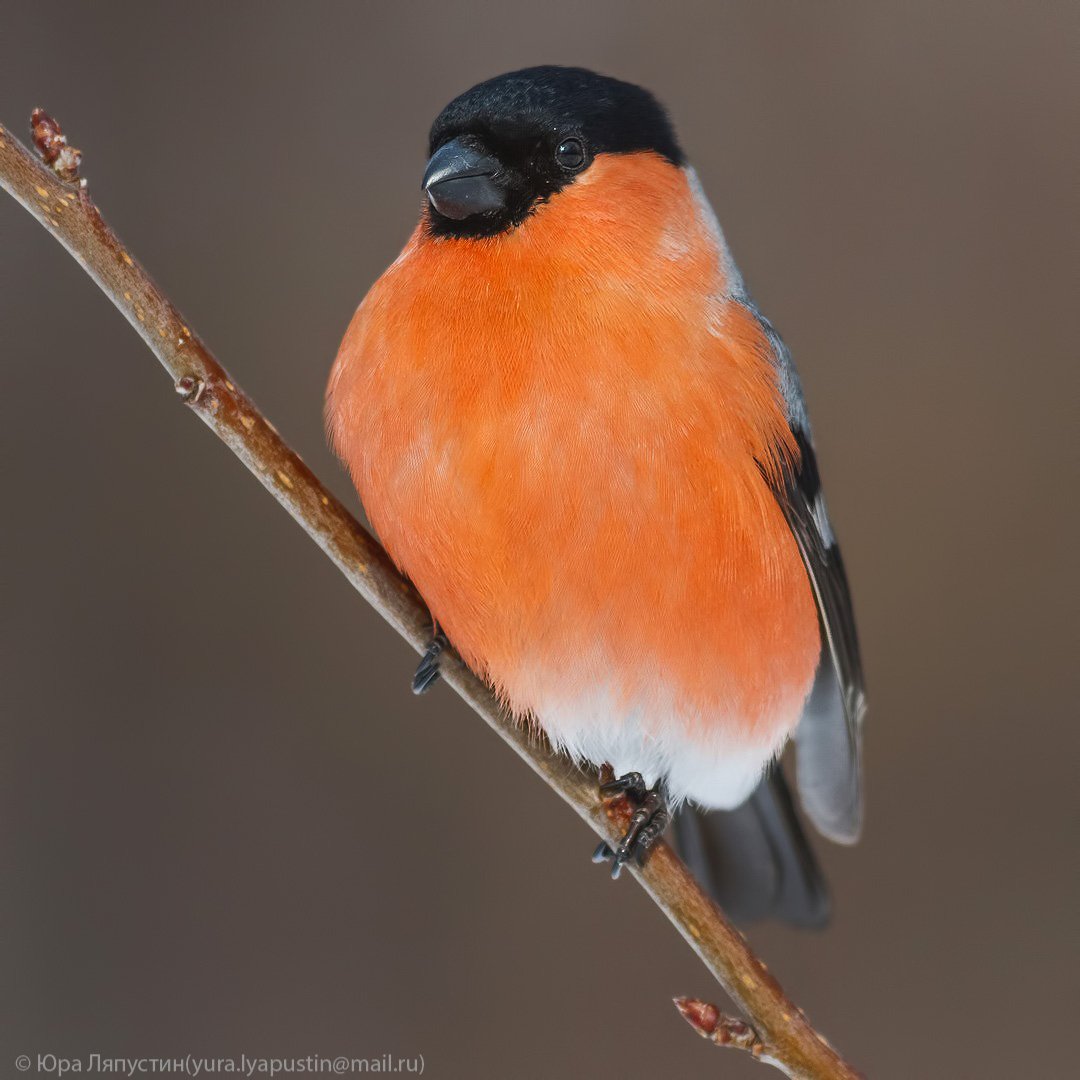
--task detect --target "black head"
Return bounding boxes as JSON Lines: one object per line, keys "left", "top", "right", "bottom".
{"left": 423, "top": 66, "right": 684, "bottom": 239}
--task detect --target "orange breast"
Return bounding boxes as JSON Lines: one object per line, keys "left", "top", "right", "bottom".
{"left": 327, "top": 153, "right": 819, "bottom": 752}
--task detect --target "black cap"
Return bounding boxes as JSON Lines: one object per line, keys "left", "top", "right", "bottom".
{"left": 423, "top": 66, "right": 684, "bottom": 238}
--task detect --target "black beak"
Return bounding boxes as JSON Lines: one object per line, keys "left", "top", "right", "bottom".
{"left": 423, "top": 137, "right": 506, "bottom": 221}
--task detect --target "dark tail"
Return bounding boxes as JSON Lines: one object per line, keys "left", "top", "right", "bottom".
{"left": 671, "top": 766, "right": 830, "bottom": 928}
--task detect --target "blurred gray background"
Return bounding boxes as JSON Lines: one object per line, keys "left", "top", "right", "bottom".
{"left": 2, "top": 3, "right": 1076, "bottom": 1077}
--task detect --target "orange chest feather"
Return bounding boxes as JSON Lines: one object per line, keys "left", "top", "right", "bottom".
{"left": 327, "top": 155, "right": 818, "bottom": 733}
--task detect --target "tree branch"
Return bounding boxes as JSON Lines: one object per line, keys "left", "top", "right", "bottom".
{"left": 0, "top": 112, "right": 861, "bottom": 1079}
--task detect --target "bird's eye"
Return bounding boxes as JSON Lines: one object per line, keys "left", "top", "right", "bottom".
{"left": 555, "top": 138, "right": 586, "bottom": 171}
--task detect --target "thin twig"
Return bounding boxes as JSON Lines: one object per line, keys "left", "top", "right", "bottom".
{"left": 0, "top": 111, "right": 862, "bottom": 1079}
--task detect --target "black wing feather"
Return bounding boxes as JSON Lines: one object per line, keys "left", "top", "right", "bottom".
{"left": 776, "top": 426, "right": 866, "bottom": 843}
{"left": 749, "top": 307, "right": 866, "bottom": 841}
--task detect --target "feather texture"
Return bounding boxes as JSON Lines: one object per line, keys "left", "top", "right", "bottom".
{"left": 327, "top": 153, "right": 823, "bottom": 810}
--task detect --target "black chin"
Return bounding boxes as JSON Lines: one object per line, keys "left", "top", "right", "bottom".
{"left": 420, "top": 133, "right": 567, "bottom": 239}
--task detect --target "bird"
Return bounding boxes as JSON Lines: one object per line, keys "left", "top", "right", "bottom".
{"left": 327, "top": 66, "right": 865, "bottom": 926}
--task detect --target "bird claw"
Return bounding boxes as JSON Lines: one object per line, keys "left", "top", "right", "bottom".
{"left": 412, "top": 630, "right": 449, "bottom": 694}
{"left": 599, "top": 769, "right": 648, "bottom": 801}
{"left": 593, "top": 770, "right": 670, "bottom": 877}
{"left": 592, "top": 840, "right": 615, "bottom": 864}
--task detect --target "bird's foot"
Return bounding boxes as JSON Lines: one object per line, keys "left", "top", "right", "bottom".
{"left": 412, "top": 630, "right": 449, "bottom": 695}
{"left": 592, "top": 768, "right": 670, "bottom": 879}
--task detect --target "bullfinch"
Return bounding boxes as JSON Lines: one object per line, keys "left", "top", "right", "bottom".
{"left": 327, "top": 67, "right": 865, "bottom": 926}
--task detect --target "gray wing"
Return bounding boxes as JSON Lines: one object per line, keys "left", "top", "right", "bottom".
{"left": 757, "top": 313, "right": 867, "bottom": 844}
